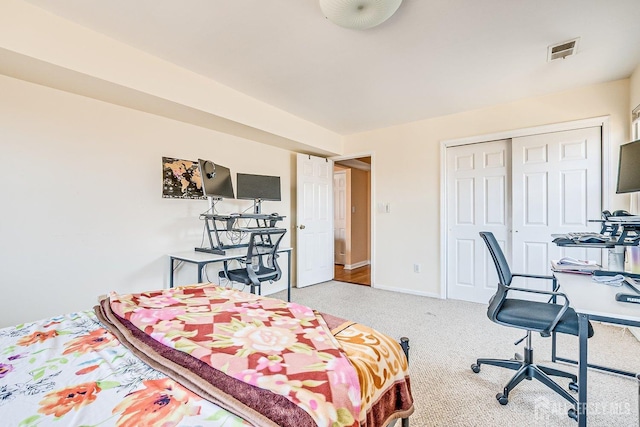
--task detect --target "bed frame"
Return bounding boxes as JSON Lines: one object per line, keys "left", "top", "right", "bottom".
{"left": 400, "top": 336, "right": 410, "bottom": 427}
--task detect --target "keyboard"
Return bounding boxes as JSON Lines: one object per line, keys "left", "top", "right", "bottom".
{"left": 607, "top": 215, "right": 640, "bottom": 223}
{"left": 565, "top": 232, "right": 612, "bottom": 244}
{"left": 566, "top": 232, "right": 597, "bottom": 238}
{"left": 234, "top": 227, "right": 285, "bottom": 233}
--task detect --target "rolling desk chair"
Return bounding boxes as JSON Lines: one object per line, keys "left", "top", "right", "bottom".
{"left": 218, "top": 228, "right": 287, "bottom": 295}
{"left": 471, "top": 232, "right": 594, "bottom": 421}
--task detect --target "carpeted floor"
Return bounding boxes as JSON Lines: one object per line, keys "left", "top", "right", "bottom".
{"left": 273, "top": 281, "right": 640, "bottom": 427}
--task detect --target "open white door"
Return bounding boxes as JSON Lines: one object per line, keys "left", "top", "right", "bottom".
{"left": 297, "top": 154, "right": 334, "bottom": 287}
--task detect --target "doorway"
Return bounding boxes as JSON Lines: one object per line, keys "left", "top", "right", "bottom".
{"left": 333, "top": 157, "right": 371, "bottom": 286}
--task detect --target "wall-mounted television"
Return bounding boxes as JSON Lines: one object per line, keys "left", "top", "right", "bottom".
{"left": 198, "top": 159, "right": 235, "bottom": 199}
{"left": 616, "top": 139, "right": 640, "bottom": 194}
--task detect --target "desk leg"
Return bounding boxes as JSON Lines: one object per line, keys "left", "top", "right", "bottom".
{"left": 287, "top": 251, "right": 292, "bottom": 302}
{"left": 577, "top": 313, "right": 589, "bottom": 427}
{"left": 551, "top": 289, "right": 557, "bottom": 362}
{"left": 197, "top": 262, "right": 204, "bottom": 283}
{"left": 169, "top": 257, "right": 175, "bottom": 289}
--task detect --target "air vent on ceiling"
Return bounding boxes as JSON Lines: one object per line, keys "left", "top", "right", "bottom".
{"left": 547, "top": 38, "right": 580, "bottom": 61}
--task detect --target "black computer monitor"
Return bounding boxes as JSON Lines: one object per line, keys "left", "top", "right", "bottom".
{"left": 616, "top": 139, "right": 640, "bottom": 194}
{"left": 236, "top": 173, "right": 281, "bottom": 201}
{"left": 236, "top": 173, "right": 281, "bottom": 213}
{"left": 198, "top": 159, "right": 235, "bottom": 199}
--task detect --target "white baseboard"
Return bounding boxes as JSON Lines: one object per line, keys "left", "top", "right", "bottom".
{"left": 344, "top": 260, "right": 370, "bottom": 270}
{"left": 374, "top": 284, "right": 442, "bottom": 299}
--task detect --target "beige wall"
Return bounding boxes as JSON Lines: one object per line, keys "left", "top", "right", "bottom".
{"left": 0, "top": 74, "right": 293, "bottom": 327}
{"left": 2, "top": 0, "right": 638, "bottom": 319}
{"left": 0, "top": 0, "right": 343, "bottom": 156}
{"left": 630, "top": 64, "right": 640, "bottom": 114}
{"left": 629, "top": 64, "right": 640, "bottom": 217}
{"left": 349, "top": 168, "right": 370, "bottom": 266}
{"left": 344, "top": 79, "right": 630, "bottom": 297}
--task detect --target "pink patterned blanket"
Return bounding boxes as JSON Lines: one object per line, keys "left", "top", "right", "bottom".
{"left": 99, "top": 285, "right": 362, "bottom": 427}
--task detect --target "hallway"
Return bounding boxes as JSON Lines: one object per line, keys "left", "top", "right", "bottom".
{"left": 333, "top": 264, "right": 371, "bottom": 286}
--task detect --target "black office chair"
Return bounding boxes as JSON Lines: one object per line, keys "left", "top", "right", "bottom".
{"left": 471, "top": 231, "right": 594, "bottom": 421}
{"left": 218, "top": 228, "right": 287, "bottom": 295}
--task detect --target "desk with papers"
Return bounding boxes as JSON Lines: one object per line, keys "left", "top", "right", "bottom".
{"left": 552, "top": 272, "right": 640, "bottom": 426}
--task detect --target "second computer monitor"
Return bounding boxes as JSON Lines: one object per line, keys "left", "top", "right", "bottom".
{"left": 237, "top": 173, "right": 281, "bottom": 214}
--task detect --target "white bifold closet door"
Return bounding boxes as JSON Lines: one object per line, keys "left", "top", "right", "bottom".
{"left": 446, "top": 127, "right": 602, "bottom": 304}
{"left": 511, "top": 127, "right": 602, "bottom": 293}
{"left": 446, "top": 139, "right": 510, "bottom": 304}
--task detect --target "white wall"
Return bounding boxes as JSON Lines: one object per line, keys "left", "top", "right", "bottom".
{"left": 2, "top": 0, "right": 638, "bottom": 321}
{"left": 344, "top": 79, "right": 630, "bottom": 297}
{"left": 0, "top": 75, "right": 293, "bottom": 328}
{"left": 630, "top": 64, "right": 640, "bottom": 113}
{"left": 0, "top": 0, "right": 343, "bottom": 156}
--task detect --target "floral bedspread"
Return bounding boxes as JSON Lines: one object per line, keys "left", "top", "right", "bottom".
{"left": 0, "top": 286, "right": 413, "bottom": 427}
{"left": 108, "top": 285, "right": 362, "bottom": 427}
{"left": 0, "top": 311, "right": 248, "bottom": 427}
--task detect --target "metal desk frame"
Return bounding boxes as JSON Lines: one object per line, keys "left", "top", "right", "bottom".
{"left": 196, "top": 213, "right": 285, "bottom": 255}
{"left": 552, "top": 272, "right": 640, "bottom": 426}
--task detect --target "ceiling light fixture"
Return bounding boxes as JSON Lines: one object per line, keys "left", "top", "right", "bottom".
{"left": 319, "top": 0, "right": 403, "bottom": 30}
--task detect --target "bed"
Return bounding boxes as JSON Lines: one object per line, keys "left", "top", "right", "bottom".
{"left": 0, "top": 284, "right": 413, "bottom": 426}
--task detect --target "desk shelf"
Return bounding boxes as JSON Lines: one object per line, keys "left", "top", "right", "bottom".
{"left": 554, "top": 219, "right": 640, "bottom": 248}
{"left": 196, "top": 213, "right": 285, "bottom": 255}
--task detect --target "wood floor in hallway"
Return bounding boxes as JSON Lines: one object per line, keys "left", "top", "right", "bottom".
{"left": 333, "top": 264, "right": 371, "bottom": 286}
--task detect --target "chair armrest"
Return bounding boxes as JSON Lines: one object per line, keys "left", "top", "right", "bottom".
{"left": 512, "top": 272, "right": 559, "bottom": 300}
{"left": 504, "top": 285, "right": 570, "bottom": 336}
{"left": 505, "top": 285, "right": 568, "bottom": 301}
{"left": 512, "top": 273, "right": 555, "bottom": 280}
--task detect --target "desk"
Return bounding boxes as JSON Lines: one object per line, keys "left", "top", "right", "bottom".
{"left": 553, "top": 272, "right": 640, "bottom": 426}
{"left": 169, "top": 247, "right": 293, "bottom": 302}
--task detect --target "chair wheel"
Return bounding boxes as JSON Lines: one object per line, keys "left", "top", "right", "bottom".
{"left": 471, "top": 363, "right": 480, "bottom": 373}
{"left": 568, "top": 381, "right": 578, "bottom": 392}
{"left": 496, "top": 393, "right": 508, "bottom": 405}
{"left": 568, "top": 408, "right": 578, "bottom": 421}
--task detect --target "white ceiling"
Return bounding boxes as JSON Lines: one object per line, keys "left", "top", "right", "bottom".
{"left": 23, "top": 0, "right": 640, "bottom": 135}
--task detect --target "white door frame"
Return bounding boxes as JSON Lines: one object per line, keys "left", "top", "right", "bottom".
{"left": 440, "top": 116, "right": 611, "bottom": 299}
{"left": 330, "top": 152, "right": 375, "bottom": 286}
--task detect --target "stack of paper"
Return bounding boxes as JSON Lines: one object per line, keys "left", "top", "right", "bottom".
{"left": 551, "top": 257, "right": 601, "bottom": 274}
